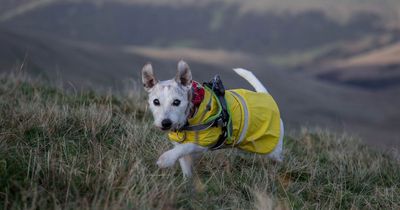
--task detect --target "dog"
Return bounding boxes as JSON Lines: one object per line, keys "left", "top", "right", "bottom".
{"left": 142, "top": 60, "right": 284, "bottom": 178}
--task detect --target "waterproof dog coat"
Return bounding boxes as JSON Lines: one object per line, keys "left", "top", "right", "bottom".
{"left": 168, "top": 85, "right": 281, "bottom": 154}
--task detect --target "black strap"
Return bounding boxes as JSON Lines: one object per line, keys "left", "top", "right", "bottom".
{"left": 181, "top": 120, "right": 215, "bottom": 131}
{"left": 204, "top": 76, "right": 232, "bottom": 150}
{"left": 209, "top": 118, "right": 228, "bottom": 150}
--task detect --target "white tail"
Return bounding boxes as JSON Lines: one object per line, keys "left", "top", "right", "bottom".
{"left": 233, "top": 68, "right": 268, "bottom": 93}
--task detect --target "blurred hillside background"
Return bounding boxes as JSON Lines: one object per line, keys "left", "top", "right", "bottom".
{"left": 1, "top": 0, "right": 400, "bottom": 148}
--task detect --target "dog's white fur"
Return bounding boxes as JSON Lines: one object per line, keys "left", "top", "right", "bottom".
{"left": 142, "top": 61, "right": 284, "bottom": 178}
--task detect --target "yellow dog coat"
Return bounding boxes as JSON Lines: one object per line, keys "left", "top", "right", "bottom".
{"left": 168, "top": 85, "right": 281, "bottom": 154}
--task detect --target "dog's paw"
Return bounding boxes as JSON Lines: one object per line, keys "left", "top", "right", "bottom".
{"left": 157, "top": 151, "right": 178, "bottom": 168}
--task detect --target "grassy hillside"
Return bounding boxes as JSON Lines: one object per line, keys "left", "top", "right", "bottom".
{"left": 1, "top": 73, "right": 400, "bottom": 209}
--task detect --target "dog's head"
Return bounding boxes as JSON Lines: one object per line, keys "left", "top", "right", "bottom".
{"left": 142, "top": 60, "right": 193, "bottom": 131}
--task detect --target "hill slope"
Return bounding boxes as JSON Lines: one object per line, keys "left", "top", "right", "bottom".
{"left": 312, "top": 42, "right": 400, "bottom": 90}
{"left": 1, "top": 73, "right": 399, "bottom": 209}
{"left": 0, "top": 27, "right": 156, "bottom": 89}
{"left": 1, "top": 0, "right": 400, "bottom": 24}
{"left": 1, "top": 2, "right": 389, "bottom": 54}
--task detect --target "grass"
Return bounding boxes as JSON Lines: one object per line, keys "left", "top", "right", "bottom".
{"left": 0, "top": 72, "right": 399, "bottom": 209}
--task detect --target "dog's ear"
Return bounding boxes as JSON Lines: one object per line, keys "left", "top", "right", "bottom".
{"left": 142, "top": 63, "right": 158, "bottom": 91}
{"left": 175, "top": 60, "right": 192, "bottom": 87}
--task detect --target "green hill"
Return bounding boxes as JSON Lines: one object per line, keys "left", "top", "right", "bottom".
{"left": 0, "top": 73, "right": 399, "bottom": 209}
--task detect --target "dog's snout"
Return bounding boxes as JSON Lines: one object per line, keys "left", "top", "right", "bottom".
{"left": 161, "top": 119, "right": 172, "bottom": 129}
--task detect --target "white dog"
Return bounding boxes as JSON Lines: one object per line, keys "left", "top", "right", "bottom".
{"left": 142, "top": 60, "right": 284, "bottom": 178}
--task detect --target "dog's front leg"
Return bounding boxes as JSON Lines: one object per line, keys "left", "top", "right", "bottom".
{"left": 157, "top": 143, "right": 207, "bottom": 169}
{"left": 178, "top": 155, "right": 193, "bottom": 178}
{"left": 176, "top": 143, "right": 200, "bottom": 178}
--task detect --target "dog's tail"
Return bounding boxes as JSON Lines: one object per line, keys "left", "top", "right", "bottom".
{"left": 233, "top": 68, "right": 268, "bottom": 93}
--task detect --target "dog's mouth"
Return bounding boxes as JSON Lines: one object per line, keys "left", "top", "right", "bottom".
{"left": 157, "top": 123, "right": 183, "bottom": 132}
{"left": 157, "top": 125, "right": 174, "bottom": 131}
{"left": 160, "top": 127, "right": 170, "bottom": 131}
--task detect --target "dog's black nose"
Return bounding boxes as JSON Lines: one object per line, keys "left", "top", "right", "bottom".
{"left": 161, "top": 119, "right": 172, "bottom": 129}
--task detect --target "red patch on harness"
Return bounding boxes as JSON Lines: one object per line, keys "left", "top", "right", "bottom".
{"left": 191, "top": 81, "right": 205, "bottom": 107}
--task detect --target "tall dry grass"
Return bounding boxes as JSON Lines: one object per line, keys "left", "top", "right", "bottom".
{"left": 0, "top": 72, "right": 399, "bottom": 209}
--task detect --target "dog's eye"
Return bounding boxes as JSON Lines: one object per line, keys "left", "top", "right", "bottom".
{"left": 172, "top": 99, "right": 181, "bottom": 106}
{"left": 153, "top": 99, "right": 160, "bottom": 106}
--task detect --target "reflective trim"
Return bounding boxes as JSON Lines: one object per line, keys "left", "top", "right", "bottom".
{"left": 229, "top": 91, "right": 249, "bottom": 145}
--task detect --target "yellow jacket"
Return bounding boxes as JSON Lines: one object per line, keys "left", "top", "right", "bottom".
{"left": 168, "top": 86, "right": 281, "bottom": 154}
